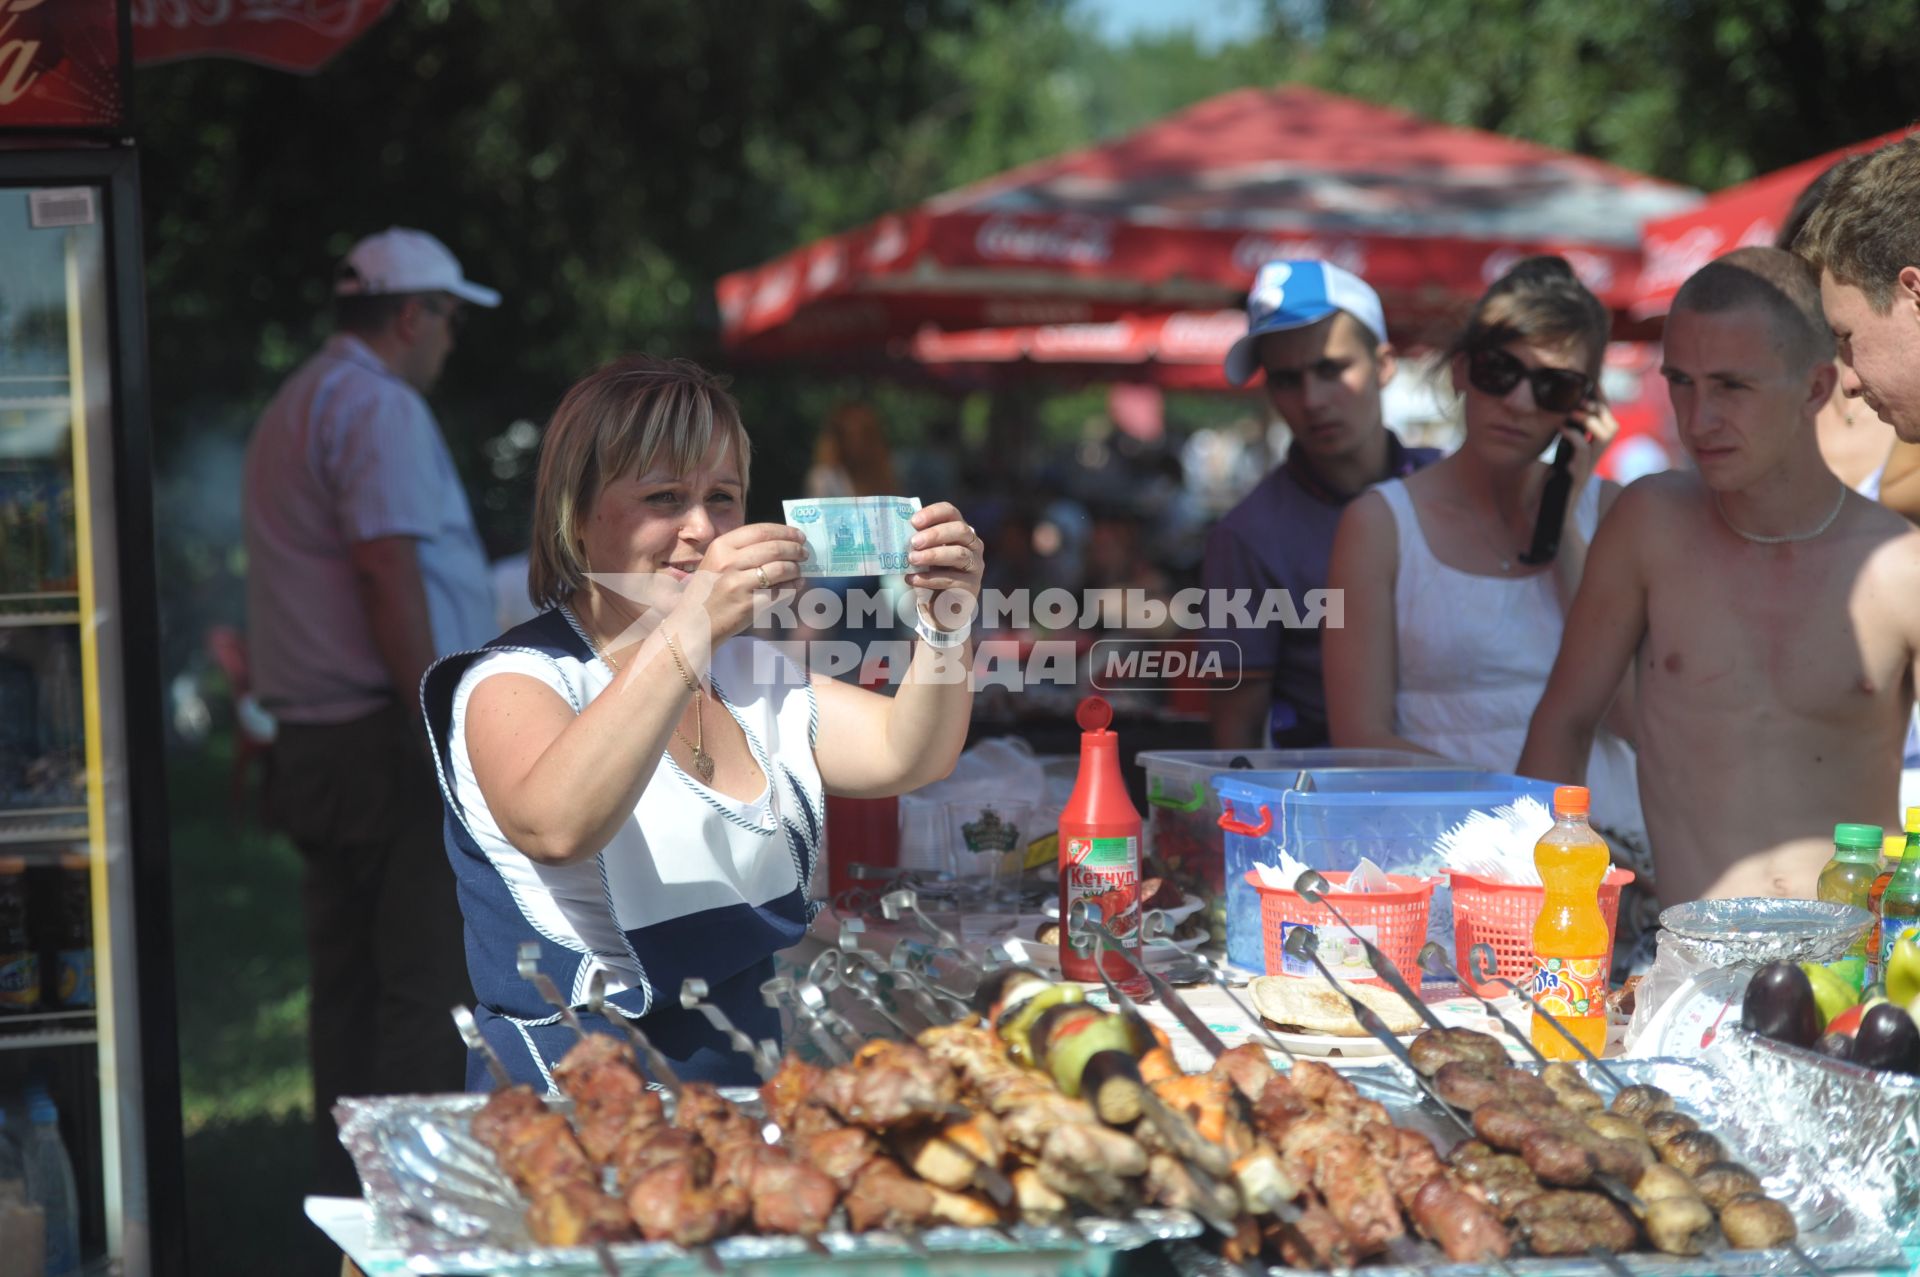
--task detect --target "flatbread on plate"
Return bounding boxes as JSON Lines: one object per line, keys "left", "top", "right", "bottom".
{"left": 1249, "top": 975, "right": 1423, "bottom": 1038}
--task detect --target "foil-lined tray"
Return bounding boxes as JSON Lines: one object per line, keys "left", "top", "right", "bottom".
{"left": 337, "top": 1053, "right": 1909, "bottom": 1276}
{"left": 334, "top": 1090, "right": 1204, "bottom": 1274}
{"left": 1322, "top": 1056, "right": 1907, "bottom": 1276}
{"left": 1707, "top": 1025, "right": 1920, "bottom": 1245}
{"left": 1655, "top": 898, "right": 1871, "bottom": 967}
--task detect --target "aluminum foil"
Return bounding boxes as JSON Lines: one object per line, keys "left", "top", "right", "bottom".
{"left": 1655, "top": 898, "right": 1872, "bottom": 968}
{"left": 1170, "top": 1057, "right": 1906, "bottom": 1277}
{"left": 1706, "top": 1025, "right": 1920, "bottom": 1246}
{"left": 336, "top": 1052, "right": 1910, "bottom": 1276}
{"left": 333, "top": 1091, "right": 1203, "bottom": 1274}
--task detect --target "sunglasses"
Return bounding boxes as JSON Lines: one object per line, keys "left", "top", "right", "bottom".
{"left": 1467, "top": 347, "right": 1592, "bottom": 414}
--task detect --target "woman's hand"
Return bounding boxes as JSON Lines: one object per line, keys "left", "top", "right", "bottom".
{"left": 906, "top": 502, "right": 984, "bottom": 633}
{"left": 682, "top": 523, "right": 808, "bottom": 645}
{"left": 1557, "top": 397, "right": 1619, "bottom": 521}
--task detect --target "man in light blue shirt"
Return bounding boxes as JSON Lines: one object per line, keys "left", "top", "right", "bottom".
{"left": 242, "top": 227, "right": 499, "bottom": 1192}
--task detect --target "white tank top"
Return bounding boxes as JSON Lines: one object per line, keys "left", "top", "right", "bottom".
{"left": 1376, "top": 478, "right": 1647, "bottom": 851}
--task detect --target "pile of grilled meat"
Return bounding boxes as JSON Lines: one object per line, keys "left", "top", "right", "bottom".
{"left": 463, "top": 1011, "right": 1799, "bottom": 1266}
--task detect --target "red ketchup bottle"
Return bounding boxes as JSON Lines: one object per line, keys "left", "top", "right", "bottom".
{"left": 1058, "top": 696, "right": 1148, "bottom": 997}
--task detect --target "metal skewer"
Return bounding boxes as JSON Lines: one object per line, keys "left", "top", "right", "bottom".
{"left": 1415, "top": 943, "right": 1550, "bottom": 1065}
{"left": 1460, "top": 944, "right": 1831, "bottom": 1277}
{"left": 886, "top": 940, "right": 973, "bottom": 1020}
{"left": 976, "top": 939, "right": 1334, "bottom": 1274}
{"left": 680, "top": 978, "right": 781, "bottom": 1082}
{"left": 1417, "top": 950, "right": 1808, "bottom": 1277}
{"left": 1291, "top": 870, "right": 1448, "bottom": 1032}
{"left": 801, "top": 951, "right": 876, "bottom": 1053}
{"left": 1062, "top": 904, "right": 1315, "bottom": 1246}
{"left": 1277, "top": 927, "right": 1529, "bottom": 1277}
{"left": 881, "top": 887, "right": 963, "bottom": 952}
{"left": 452, "top": 1005, "right": 515, "bottom": 1090}
{"left": 454, "top": 1000, "right": 625, "bottom": 1277}
{"left": 1014, "top": 932, "right": 1333, "bottom": 1275}
{"left": 1465, "top": 943, "right": 1629, "bottom": 1093}
{"left": 1280, "top": 928, "right": 1477, "bottom": 1143}
{"left": 821, "top": 948, "right": 921, "bottom": 1039}
{"left": 517, "top": 941, "right": 591, "bottom": 1039}
{"left": 1063, "top": 905, "right": 1235, "bottom": 1181}
{"left": 836, "top": 920, "right": 928, "bottom": 1034}
{"left": 762, "top": 975, "right": 851, "bottom": 1066}
{"left": 1185, "top": 949, "right": 1300, "bottom": 1065}
{"left": 585, "top": 970, "right": 682, "bottom": 1095}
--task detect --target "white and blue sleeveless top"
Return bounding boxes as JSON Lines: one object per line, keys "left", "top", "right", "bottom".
{"left": 421, "top": 607, "right": 823, "bottom": 1090}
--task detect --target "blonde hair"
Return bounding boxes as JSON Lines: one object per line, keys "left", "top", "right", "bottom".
{"left": 527, "top": 355, "right": 751, "bottom": 609}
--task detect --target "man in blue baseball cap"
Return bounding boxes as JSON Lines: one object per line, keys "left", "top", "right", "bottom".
{"left": 1204, "top": 259, "right": 1439, "bottom": 748}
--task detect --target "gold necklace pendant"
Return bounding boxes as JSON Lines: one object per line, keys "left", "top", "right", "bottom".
{"left": 689, "top": 745, "right": 716, "bottom": 784}
{"left": 592, "top": 621, "right": 717, "bottom": 785}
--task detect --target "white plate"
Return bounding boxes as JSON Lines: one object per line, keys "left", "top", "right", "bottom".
{"left": 1001, "top": 934, "right": 1202, "bottom": 973}
{"left": 1260, "top": 1026, "right": 1420, "bottom": 1059}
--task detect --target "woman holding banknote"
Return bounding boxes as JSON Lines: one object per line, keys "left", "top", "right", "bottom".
{"left": 420, "top": 355, "right": 981, "bottom": 1090}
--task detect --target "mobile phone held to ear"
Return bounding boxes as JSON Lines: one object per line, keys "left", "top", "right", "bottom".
{"left": 1518, "top": 413, "right": 1592, "bottom": 566}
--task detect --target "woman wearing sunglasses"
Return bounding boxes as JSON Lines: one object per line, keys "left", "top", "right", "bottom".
{"left": 1324, "top": 256, "right": 1646, "bottom": 852}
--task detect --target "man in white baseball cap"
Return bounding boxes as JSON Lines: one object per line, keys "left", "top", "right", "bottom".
{"left": 242, "top": 227, "right": 499, "bottom": 1191}
{"left": 1204, "top": 259, "right": 1437, "bottom": 750}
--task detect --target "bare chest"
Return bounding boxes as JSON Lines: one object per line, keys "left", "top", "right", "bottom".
{"left": 1642, "top": 544, "right": 1910, "bottom": 724}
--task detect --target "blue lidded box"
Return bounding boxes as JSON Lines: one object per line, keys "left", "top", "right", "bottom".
{"left": 1211, "top": 767, "right": 1558, "bottom": 972}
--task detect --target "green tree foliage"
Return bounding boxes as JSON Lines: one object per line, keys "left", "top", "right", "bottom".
{"left": 1297, "top": 0, "right": 1920, "bottom": 189}
{"left": 133, "top": 0, "right": 1281, "bottom": 628}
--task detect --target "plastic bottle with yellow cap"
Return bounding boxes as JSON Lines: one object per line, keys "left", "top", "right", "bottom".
{"left": 1866, "top": 821, "right": 1911, "bottom": 981}
{"left": 1878, "top": 806, "right": 1920, "bottom": 993}
{"left": 1530, "top": 785, "right": 1613, "bottom": 1059}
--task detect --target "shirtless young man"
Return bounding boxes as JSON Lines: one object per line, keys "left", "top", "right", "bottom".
{"left": 1519, "top": 247, "right": 1920, "bottom": 905}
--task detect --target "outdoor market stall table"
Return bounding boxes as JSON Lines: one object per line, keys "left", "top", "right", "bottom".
{"left": 304, "top": 914, "right": 1920, "bottom": 1273}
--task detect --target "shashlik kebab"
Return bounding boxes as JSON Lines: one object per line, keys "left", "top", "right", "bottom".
{"left": 1409, "top": 1025, "right": 1800, "bottom": 1255}
{"left": 969, "top": 970, "right": 1512, "bottom": 1267}
{"left": 463, "top": 967, "right": 1801, "bottom": 1268}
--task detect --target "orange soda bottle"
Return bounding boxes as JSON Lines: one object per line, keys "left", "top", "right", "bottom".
{"left": 1530, "top": 785, "right": 1613, "bottom": 1059}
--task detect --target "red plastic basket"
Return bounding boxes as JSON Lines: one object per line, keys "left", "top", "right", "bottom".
{"left": 1246, "top": 869, "right": 1434, "bottom": 987}
{"left": 1447, "top": 868, "right": 1636, "bottom": 996}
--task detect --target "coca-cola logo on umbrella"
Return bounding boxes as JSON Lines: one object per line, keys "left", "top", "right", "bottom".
{"left": 974, "top": 214, "right": 1114, "bottom": 266}
{"left": 131, "top": 0, "right": 396, "bottom": 74}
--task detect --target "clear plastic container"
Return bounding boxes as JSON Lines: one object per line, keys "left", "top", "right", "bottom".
{"left": 1134, "top": 748, "right": 1441, "bottom": 937}
{"left": 1212, "top": 767, "right": 1555, "bottom": 971}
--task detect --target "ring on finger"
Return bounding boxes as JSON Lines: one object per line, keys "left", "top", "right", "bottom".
{"left": 755, "top": 565, "right": 771, "bottom": 591}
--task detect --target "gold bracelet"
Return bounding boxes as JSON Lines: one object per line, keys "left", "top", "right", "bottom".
{"left": 662, "top": 633, "right": 701, "bottom": 695}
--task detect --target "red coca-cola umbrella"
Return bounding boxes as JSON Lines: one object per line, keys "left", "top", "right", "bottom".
{"left": 1632, "top": 126, "right": 1919, "bottom": 319}
{"left": 717, "top": 84, "right": 1698, "bottom": 363}
{"left": 907, "top": 310, "right": 1246, "bottom": 390}
{"left": 132, "top": 0, "right": 397, "bottom": 74}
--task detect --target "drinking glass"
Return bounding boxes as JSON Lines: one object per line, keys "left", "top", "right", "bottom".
{"left": 944, "top": 800, "right": 1040, "bottom": 942}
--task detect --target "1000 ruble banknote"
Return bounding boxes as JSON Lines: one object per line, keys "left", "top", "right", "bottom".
{"left": 782, "top": 496, "right": 922, "bottom": 576}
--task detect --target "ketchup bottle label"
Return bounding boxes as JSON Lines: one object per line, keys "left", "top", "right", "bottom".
{"left": 1063, "top": 836, "right": 1141, "bottom": 941}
